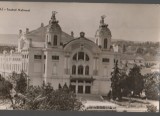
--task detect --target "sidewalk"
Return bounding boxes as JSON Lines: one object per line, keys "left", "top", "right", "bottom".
{"left": 123, "top": 97, "right": 159, "bottom": 111}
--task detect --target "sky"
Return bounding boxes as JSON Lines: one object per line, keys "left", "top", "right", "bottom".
{"left": 0, "top": 2, "right": 160, "bottom": 42}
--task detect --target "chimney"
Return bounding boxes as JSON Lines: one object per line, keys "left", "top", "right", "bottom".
{"left": 71, "top": 31, "right": 74, "bottom": 37}
{"left": 19, "top": 29, "right": 22, "bottom": 36}
{"left": 19, "top": 29, "right": 22, "bottom": 34}
{"left": 41, "top": 23, "right": 44, "bottom": 27}
{"left": 26, "top": 28, "right": 29, "bottom": 34}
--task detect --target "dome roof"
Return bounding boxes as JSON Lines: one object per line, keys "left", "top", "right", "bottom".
{"left": 48, "top": 22, "right": 62, "bottom": 32}
{"left": 47, "top": 11, "right": 62, "bottom": 33}
{"left": 95, "top": 16, "right": 112, "bottom": 37}
{"left": 95, "top": 25, "right": 111, "bottom": 37}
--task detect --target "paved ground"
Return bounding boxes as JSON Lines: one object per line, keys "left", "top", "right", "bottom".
{"left": 0, "top": 99, "right": 12, "bottom": 110}
{"left": 77, "top": 95, "right": 159, "bottom": 112}
{"left": 0, "top": 96, "right": 159, "bottom": 112}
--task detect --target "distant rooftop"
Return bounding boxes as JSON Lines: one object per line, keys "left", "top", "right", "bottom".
{"left": 0, "top": 34, "right": 18, "bottom": 46}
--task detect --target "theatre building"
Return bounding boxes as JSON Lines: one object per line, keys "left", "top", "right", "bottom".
{"left": 0, "top": 12, "right": 116, "bottom": 95}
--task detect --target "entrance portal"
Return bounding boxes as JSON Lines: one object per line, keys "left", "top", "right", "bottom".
{"left": 70, "top": 80, "right": 91, "bottom": 94}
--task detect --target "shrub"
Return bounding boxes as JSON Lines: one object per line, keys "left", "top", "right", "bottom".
{"left": 146, "top": 104, "right": 157, "bottom": 112}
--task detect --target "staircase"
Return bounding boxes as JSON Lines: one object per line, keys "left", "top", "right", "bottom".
{"left": 76, "top": 94, "right": 103, "bottom": 101}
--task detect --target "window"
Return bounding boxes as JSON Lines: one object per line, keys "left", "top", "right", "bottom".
{"left": 52, "top": 55, "right": 59, "bottom": 60}
{"left": 73, "top": 53, "right": 77, "bottom": 60}
{"left": 34, "top": 55, "right": 42, "bottom": 60}
{"left": 44, "top": 55, "right": 46, "bottom": 59}
{"left": 78, "top": 80, "right": 83, "bottom": 83}
{"left": 102, "top": 58, "right": 109, "bottom": 62}
{"left": 78, "top": 52, "right": 84, "bottom": 60}
{"left": 85, "top": 86, "right": 91, "bottom": 94}
{"left": 85, "top": 54, "right": 89, "bottom": 61}
{"left": 78, "top": 65, "right": 83, "bottom": 75}
{"left": 78, "top": 86, "right": 83, "bottom": 93}
{"left": 53, "top": 35, "right": 57, "bottom": 46}
{"left": 47, "top": 35, "right": 48, "bottom": 42}
{"left": 73, "top": 52, "right": 89, "bottom": 61}
{"left": 85, "top": 66, "right": 89, "bottom": 75}
{"left": 72, "top": 65, "right": 76, "bottom": 75}
{"left": 85, "top": 80, "right": 91, "bottom": 84}
{"left": 70, "top": 85, "right": 76, "bottom": 93}
{"left": 104, "top": 38, "right": 108, "bottom": 49}
{"left": 71, "top": 80, "right": 76, "bottom": 83}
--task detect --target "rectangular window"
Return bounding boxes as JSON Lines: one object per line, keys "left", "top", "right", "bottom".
{"left": 71, "top": 80, "right": 76, "bottom": 83}
{"left": 85, "top": 86, "right": 91, "bottom": 94}
{"left": 52, "top": 55, "right": 59, "bottom": 60}
{"left": 85, "top": 80, "right": 91, "bottom": 84}
{"left": 78, "top": 80, "right": 83, "bottom": 83}
{"left": 34, "top": 55, "right": 42, "bottom": 60}
{"left": 78, "top": 86, "right": 83, "bottom": 94}
{"left": 44, "top": 55, "right": 46, "bottom": 59}
{"left": 53, "top": 35, "right": 57, "bottom": 46}
{"left": 102, "top": 58, "right": 110, "bottom": 62}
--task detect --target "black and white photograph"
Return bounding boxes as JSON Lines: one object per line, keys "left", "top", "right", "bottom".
{"left": 0, "top": 1, "right": 159, "bottom": 112}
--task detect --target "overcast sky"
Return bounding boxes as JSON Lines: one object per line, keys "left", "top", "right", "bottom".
{"left": 0, "top": 2, "right": 160, "bottom": 42}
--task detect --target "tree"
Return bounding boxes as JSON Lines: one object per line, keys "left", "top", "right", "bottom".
{"left": 111, "top": 60, "right": 122, "bottom": 100}
{"left": 0, "top": 75, "right": 14, "bottom": 104}
{"left": 13, "top": 83, "right": 83, "bottom": 111}
{"left": 128, "top": 65, "right": 144, "bottom": 97}
{"left": 0, "top": 73, "right": 83, "bottom": 111}
{"left": 144, "top": 72, "right": 160, "bottom": 100}
{"left": 123, "top": 44, "right": 126, "bottom": 53}
{"left": 7, "top": 71, "right": 28, "bottom": 94}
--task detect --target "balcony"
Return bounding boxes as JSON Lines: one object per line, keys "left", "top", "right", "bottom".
{"left": 70, "top": 75, "right": 95, "bottom": 81}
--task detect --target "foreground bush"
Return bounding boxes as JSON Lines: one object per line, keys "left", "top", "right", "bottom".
{"left": 144, "top": 73, "right": 160, "bottom": 100}
{"left": 13, "top": 83, "right": 83, "bottom": 111}
{"left": 146, "top": 104, "right": 157, "bottom": 112}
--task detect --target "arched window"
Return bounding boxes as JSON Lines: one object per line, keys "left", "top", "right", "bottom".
{"left": 73, "top": 53, "right": 77, "bottom": 61}
{"left": 53, "top": 35, "right": 57, "bottom": 46}
{"left": 47, "top": 35, "right": 48, "bottom": 42}
{"left": 78, "top": 52, "right": 84, "bottom": 60}
{"left": 85, "top": 66, "right": 89, "bottom": 75}
{"left": 85, "top": 54, "right": 89, "bottom": 61}
{"left": 72, "top": 65, "right": 76, "bottom": 75}
{"left": 78, "top": 65, "right": 83, "bottom": 75}
{"left": 104, "top": 38, "right": 108, "bottom": 49}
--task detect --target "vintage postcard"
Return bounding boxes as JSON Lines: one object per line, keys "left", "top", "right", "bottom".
{"left": 0, "top": 1, "right": 159, "bottom": 112}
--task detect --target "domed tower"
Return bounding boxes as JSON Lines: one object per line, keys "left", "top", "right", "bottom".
{"left": 45, "top": 11, "right": 62, "bottom": 48}
{"left": 95, "top": 15, "right": 112, "bottom": 50}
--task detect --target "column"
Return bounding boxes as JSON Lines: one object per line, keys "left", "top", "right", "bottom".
{"left": 83, "top": 81, "right": 86, "bottom": 94}
{"left": 76, "top": 80, "right": 78, "bottom": 94}
{"left": 67, "top": 57, "right": 70, "bottom": 73}
{"left": 93, "top": 58, "right": 96, "bottom": 71}
{"left": 64, "top": 57, "right": 67, "bottom": 69}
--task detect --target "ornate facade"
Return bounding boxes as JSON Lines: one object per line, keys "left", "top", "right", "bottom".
{"left": 0, "top": 12, "right": 121, "bottom": 95}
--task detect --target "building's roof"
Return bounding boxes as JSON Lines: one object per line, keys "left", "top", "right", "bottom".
{"left": 64, "top": 36, "right": 96, "bottom": 47}
{"left": 25, "top": 25, "right": 74, "bottom": 44}
{"left": 120, "top": 54, "right": 143, "bottom": 60}
{"left": 0, "top": 34, "right": 18, "bottom": 46}
{"left": 0, "top": 25, "right": 74, "bottom": 47}
{"left": 143, "top": 55, "right": 160, "bottom": 61}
